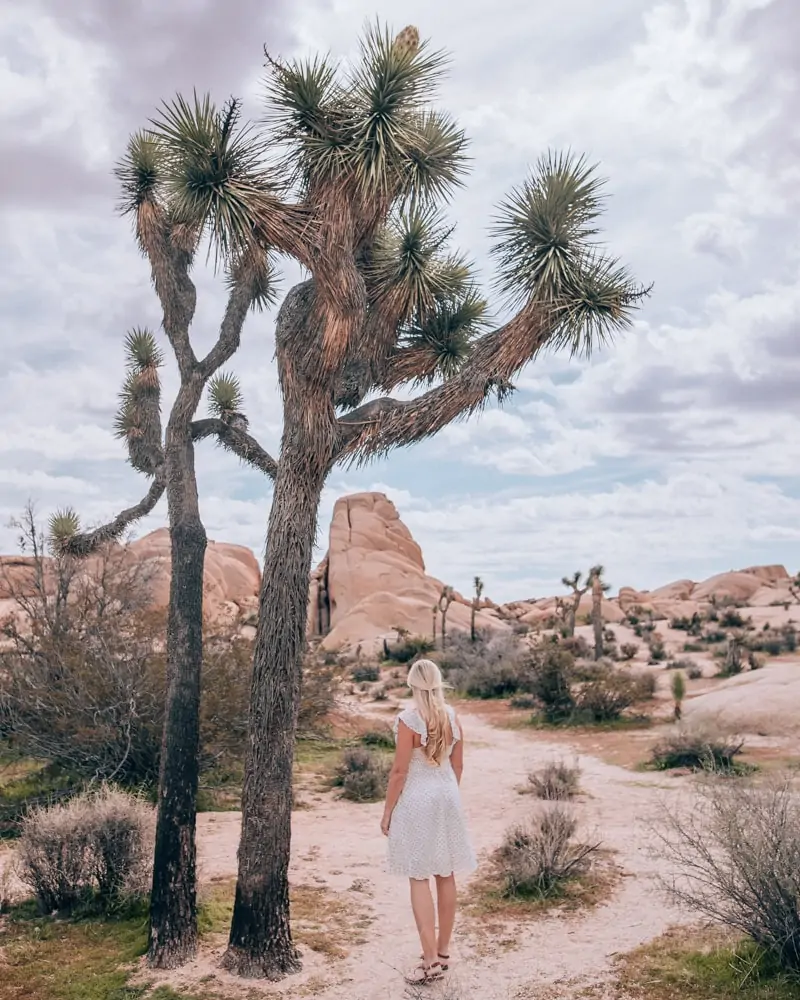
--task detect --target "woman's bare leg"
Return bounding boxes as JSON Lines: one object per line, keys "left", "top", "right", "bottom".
{"left": 434, "top": 874, "right": 457, "bottom": 956}
{"left": 409, "top": 878, "right": 438, "bottom": 964}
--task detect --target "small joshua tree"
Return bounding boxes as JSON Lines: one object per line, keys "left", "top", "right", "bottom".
{"left": 588, "top": 565, "right": 610, "bottom": 661}
{"left": 432, "top": 604, "right": 439, "bottom": 645}
{"left": 438, "top": 584, "right": 456, "bottom": 650}
{"left": 671, "top": 670, "right": 686, "bottom": 721}
{"left": 560, "top": 570, "right": 590, "bottom": 638}
{"left": 470, "top": 576, "right": 484, "bottom": 643}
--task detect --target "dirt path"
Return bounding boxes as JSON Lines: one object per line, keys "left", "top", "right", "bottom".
{"left": 157, "top": 709, "right": 688, "bottom": 1000}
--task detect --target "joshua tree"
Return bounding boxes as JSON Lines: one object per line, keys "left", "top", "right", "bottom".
{"left": 588, "top": 565, "right": 611, "bottom": 660}
{"left": 560, "top": 570, "right": 590, "bottom": 637}
{"left": 671, "top": 670, "right": 686, "bottom": 721}
{"left": 470, "top": 576, "right": 484, "bottom": 642}
{"left": 432, "top": 603, "right": 439, "bottom": 645}
{"left": 48, "top": 98, "right": 284, "bottom": 967}
{"left": 438, "top": 584, "right": 456, "bottom": 650}
{"left": 193, "top": 25, "right": 644, "bottom": 978}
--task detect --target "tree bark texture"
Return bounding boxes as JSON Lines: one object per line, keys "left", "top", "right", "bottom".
{"left": 224, "top": 282, "right": 332, "bottom": 978}
{"left": 148, "top": 423, "right": 207, "bottom": 968}
{"left": 592, "top": 577, "right": 603, "bottom": 661}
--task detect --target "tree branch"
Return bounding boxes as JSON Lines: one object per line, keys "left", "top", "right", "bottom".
{"left": 335, "top": 306, "right": 548, "bottom": 462}
{"left": 63, "top": 469, "right": 167, "bottom": 556}
{"left": 197, "top": 276, "right": 254, "bottom": 379}
{"left": 191, "top": 419, "right": 278, "bottom": 480}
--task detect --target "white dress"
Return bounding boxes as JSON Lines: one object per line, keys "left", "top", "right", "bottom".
{"left": 387, "top": 705, "right": 478, "bottom": 880}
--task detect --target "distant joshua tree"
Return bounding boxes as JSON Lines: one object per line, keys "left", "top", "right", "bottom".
{"left": 438, "top": 584, "right": 456, "bottom": 650}
{"left": 471, "top": 576, "right": 484, "bottom": 642}
{"left": 560, "top": 570, "right": 590, "bottom": 638}
{"left": 588, "top": 565, "right": 611, "bottom": 660}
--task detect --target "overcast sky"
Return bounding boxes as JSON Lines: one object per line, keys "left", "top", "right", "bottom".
{"left": 1, "top": 0, "right": 798, "bottom": 602}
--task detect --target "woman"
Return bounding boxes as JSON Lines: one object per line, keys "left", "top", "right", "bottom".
{"left": 381, "top": 659, "right": 477, "bottom": 985}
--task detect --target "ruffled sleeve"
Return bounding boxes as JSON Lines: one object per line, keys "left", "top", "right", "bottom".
{"left": 393, "top": 707, "right": 428, "bottom": 745}
{"left": 447, "top": 705, "right": 461, "bottom": 742}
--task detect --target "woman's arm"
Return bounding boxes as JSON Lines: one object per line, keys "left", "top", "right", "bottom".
{"left": 451, "top": 715, "right": 464, "bottom": 785}
{"left": 380, "top": 720, "right": 414, "bottom": 835}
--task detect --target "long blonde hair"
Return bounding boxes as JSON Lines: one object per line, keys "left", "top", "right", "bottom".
{"left": 407, "top": 659, "right": 451, "bottom": 766}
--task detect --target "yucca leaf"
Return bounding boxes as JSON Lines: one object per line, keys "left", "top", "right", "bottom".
{"left": 209, "top": 372, "right": 244, "bottom": 418}
{"left": 402, "top": 289, "right": 488, "bottom": 382}
{"left": 115, "top": 132, "right": 163, "bottom": 216}
{"left": 124, "top": 327, "right": 164, "bottom": 371}
{"left": 49, "top": 508, "right": 80, "bottom": 548}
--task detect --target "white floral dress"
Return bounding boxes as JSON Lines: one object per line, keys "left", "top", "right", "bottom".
{"left": 387, "top": 705, "right": 477, "bottom": 879}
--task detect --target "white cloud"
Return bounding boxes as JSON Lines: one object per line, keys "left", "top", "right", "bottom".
{"left": 1, "top": 0, "right": 798, "bottom": 606}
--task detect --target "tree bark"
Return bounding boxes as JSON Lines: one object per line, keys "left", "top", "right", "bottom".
{"left": 148, "top": 424, "right": 206, "bottom": 968}
{"left": 223, "top": 447, "right": 326, "bottom": 978}
{"left": 592, "top": 578, "right": 603, "bottom": 661}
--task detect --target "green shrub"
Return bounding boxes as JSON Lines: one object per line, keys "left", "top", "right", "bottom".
{"left": 649, "top": 728, "right": 745, "bottom": 772}
{"left": 683, "top": 641, "right": 704, "bottom": 652}
{"left": 524, "top": 644, "right": 576, "bottom": 723}
{"left": 648, "top": 640, "right": 667, "bottom": 662}
{"left": 382, "top": 635, "right": 434, "bottom": 664}
{"left": 17, "top": 785, "right": 154, "bottom": 913}
{"left": 351, "top": 664, "right": 380, "bottom": 683}
{"left": 334, "top": 748, "right": 390, "bottom": 802}
{"left": 574, "top": 666, "right": 654, "bottom": 722}
{"left": 360, "top": 728, "right": 394, "bottom": 750}
{"left": 495, "top": 806, "right": 600, "bottom": 899}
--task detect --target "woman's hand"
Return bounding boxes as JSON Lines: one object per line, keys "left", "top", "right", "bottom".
{"left": 380, "top": 814, "right": 391, "bottom": 836}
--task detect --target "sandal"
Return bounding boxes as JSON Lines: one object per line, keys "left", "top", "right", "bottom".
{"left": 405, "top": 962, "right": 443, "bottom": 985}
{"left": 418, "top": 952, "right": 450, "bottom": 971}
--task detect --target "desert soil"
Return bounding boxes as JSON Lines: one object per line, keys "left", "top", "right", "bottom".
{"left": 146, "top": 704, "right": 695, "bottom": 1000}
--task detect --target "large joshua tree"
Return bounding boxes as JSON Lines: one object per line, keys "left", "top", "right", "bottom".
{"left": 588, "top": 564, "right": 611, "bottom": 659}
{"left": 49, "top": 97, "right": 291, "bottom": 967}
{"left": 561, "top": 570, "right": 590, "bottom": 637}
{"left": 222, "top": 24, "right": 648, "bottom": 978}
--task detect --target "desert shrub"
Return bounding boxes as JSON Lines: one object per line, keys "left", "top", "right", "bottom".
{"left": 527, "top": 759, "right": 581, "bottom": 800}
{"left": 686, "top": 664, "right": 703, "bottom": 680}
{"left": 619, "top": 642, "right": 639, "bottom": 661}
{"left": 702, "top": 628, "right": 727, "bottom": 644}
{"left": 524, "top": 643, "right": 576, "bottom": 723}
{"left": 510, "top": 693, "right": 538, "bottom": 710}
{"left": 670, "top": 613, "right": 703, "bottom": 634}
{"left": 720, "top": 609, "right": 747, "bottom": 628}
{"left": 665, "top": 657, "right": 697, "bottom": 671}
{"left": 656, "top": 778, "right": 800, "bottom": 973}
{"left": 382, "top": 635, "right": 434, "bottom": 664}
{"left": 495, "top": 805, "right": 600, "bottom": 899}
{"left": 351, "top": 664, "right": 380, "bottom": 683}
{"left": 649, "top": 727, "right": 745, "bottom": 772}
{"left": 360, "top": 727, "right": 395, "bottom": 750}
{"left": 16, "top": 785, "right": 153, "bottom": 913}
{"left": 372, "top": 685, "right": 388, "bottom": 702}
{"left": 558, "top": 634, "right": 592, "bottom": 659}
{"left": 297, "top": 652, "right": 342, "bottom": 735}
{"left": 683, "top": 641, "right": 704, "bottom": 652}
{"left": 334, "top": 747, "right": 389, "bottom": 802}
{"left": 574, "top": 665, "right": 653, "bottom": 722}
{"left": 441, "top": 631, "right": 525, "bottom": 698}
{"left": 648, "top": 639, "right": 667, "bottom": 662}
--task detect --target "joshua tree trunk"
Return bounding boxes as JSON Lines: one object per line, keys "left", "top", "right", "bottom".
{"left": 148, "top": 424, "right": 206, "bottom": 966}
{"left": 223, "top": 449, "right": 326, "bottom": 977}
{"left": 592, "top": 575, "right": 603, "bottom": 661}
{"left": 432, "top": 605, "right": 438, "bottom": 645}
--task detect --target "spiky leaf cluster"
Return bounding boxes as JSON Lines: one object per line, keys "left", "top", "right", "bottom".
{"left": 491, "top": 152, "right": 646, "bottom": 357}
{"left": 209, "top": 372, "right": 244, "bottom": 421}
{"left": 264, "top": 22, "right": 468, "bottom": 204}
{"left": 48, "top": 508, "right": 80, "bottom": 552}
{"left": 113, "top": 328, "right": 164, "bottom": 475}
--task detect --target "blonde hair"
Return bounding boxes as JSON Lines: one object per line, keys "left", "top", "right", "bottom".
{"left": 407, "top": 659, "right": 451, "bottom": 766}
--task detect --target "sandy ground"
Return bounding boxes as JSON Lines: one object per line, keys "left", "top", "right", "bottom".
{"left": 146, "top": 708, "right": 692, "bottom": 1000}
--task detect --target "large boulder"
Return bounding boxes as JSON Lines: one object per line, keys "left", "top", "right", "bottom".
{"left": 311, "top": 493, "right": 506, "bottom": 652}
{"left": 692, "top": 571, "right": 775, "bottom": 605}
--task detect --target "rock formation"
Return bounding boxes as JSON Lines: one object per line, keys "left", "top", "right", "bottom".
{"left": 308, "top": 493, "right": 507, "bottom": 652}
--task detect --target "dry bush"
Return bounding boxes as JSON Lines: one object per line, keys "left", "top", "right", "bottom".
{"left": 16, "top": 784, "right": 154, "bottom": 913}
{"left": 619, "top": 642, "right": 639, "bottom": 661}
{"left": 495, "top": 805, "right": 601, "bottom": 899}
{"left": 527, "top": 759, "right": 581, "bottom": 800}
{"left": 574, "top": 665, "right": 654, "bottom": 722}
{"left": 334, "top": 747, "right": 390, "bottom": 802}
{"left": 441, "top": 631, "right": 526, "bottom": 698}
{"left": 656, "top": 778, "right": 800, "bottom": 973}
{"left": 650, "top": 726, "right": 745, "bottom": 772}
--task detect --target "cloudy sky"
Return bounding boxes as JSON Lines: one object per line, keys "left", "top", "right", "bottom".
{"left": 1, "top": 0, "right": 798, "bottom": 602}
